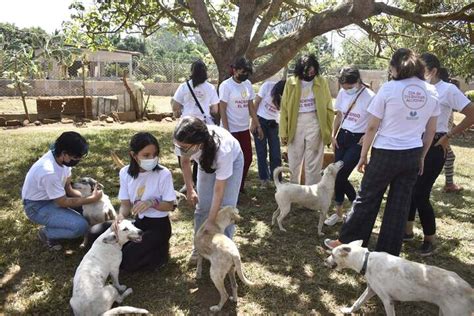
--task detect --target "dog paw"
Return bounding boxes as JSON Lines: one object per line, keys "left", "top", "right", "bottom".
{"left": 229, "top": 296, "right": 238, "bottom": 302}
{"left": 210, "top": 305, "right": 221, "bottom": 312}
{"left": 116, "top": 284, "right": 127, "bottom": 292}
{"left": 318, "top": 231, "right": 325, "bottom": 236}
{"left": 340, "top": 306, "right": 354, "bottom": 314}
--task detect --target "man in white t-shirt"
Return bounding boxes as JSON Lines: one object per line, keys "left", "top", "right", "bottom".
{"left": 22, "top": 132, "right": 102, "bottom": 251}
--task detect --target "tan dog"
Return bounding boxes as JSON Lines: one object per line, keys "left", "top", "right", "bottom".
{"left": 325, "top": 240, "right": 474, "bottom": 315}
{"left": 194, "top": 206, "right": 254, "bottom": 312}
{"left": 272, "top": 161, "right": 344, "bottom": 235}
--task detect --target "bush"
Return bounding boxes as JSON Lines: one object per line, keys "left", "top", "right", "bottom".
{"left": 465, "top": 90, "right": 474, "bottom": 102}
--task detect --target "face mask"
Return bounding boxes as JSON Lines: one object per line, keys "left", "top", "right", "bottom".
{"left": 302, "top": 74, "right": 315, "bottom": 82}
{"left": 345, "top": 87, "right": 358, "bottom": 95}
{"left": 139, "top": 157, "right": 158, "bottom": 171}
{"left": 175, "top": 144, "right": 201, "bottom": 158}
{"left": 63, "top": 159, "right": 80, "bottom": 167}
{"left": 236, "top": 74, "right": 249, "bottom": 82}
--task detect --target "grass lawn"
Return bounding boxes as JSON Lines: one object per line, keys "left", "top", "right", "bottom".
{"left": 0, "top": 121, "right": 472, "bottom": 315}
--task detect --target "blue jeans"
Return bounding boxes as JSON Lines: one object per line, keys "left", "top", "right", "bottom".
{"left": 253, "top": 116, "right": 282, "bottom": 181}
{"left": 334, "top": 129, "right": 364, "bottom": 205}
{"left": 194, "top": 152, "right": 244, "bottom": 239}
{"left": 23, "top": 199, "right": 89, "bottom": 240}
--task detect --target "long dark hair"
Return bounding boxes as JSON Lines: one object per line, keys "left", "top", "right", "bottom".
{"left": 271, "top": 80, "right": 286, "bottom": 110}
{"left": 173, "top": 117, "right": 220, "bottom": 173}
{"left": 52, "top": 131, "right": 88, "bottom": 158}
{"left": 389, "top": 48, "right": 425, "bottom": 81}
{"left": 190, "top": 59, "right": 208, "bottom": 87}
{"left": 294, "top": 54, "right": 320, "bottom": 79}
{"left": 128, "top": 132, "right": 162, "bottom": 178}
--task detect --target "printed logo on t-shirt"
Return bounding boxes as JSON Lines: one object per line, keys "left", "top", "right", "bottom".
{"left": 241, "top": 89, "right": 249, "bottom": 99}
{"left": 300, "top": 84, "right": 315, "bottom": 110}
{"left": 136, "top": 185, "right": 145, "bottom": 201}
{"left": 343, "top": 111, "right": 361, "bottom": 122}
{"left": 402, "top": 85, "right": 427, "bottom": 120}
{"left": 264, "top": 101, "right": 278, "bottom": 113}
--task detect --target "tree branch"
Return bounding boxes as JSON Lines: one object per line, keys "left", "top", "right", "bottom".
{"left": 233, "top": 0, "right": 266, "bottom": 56}
{"left": 247, "top": 0, "right": 284, "bottom": 59}
{"left": 156, "top": 1, "right": 196, "bottom": 28}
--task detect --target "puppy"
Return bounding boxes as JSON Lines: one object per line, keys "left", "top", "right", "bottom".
{"left": 70, "top": 220, "right": 149, "bottom": 315}
{"left": 73, "top": 177, "right": 117, "bottom": 248}
{"left": 194, "top": 206, "right": 254, "bottom": 312}
{"left": 272, "top": 161, "right": 344, "bottom": 235}
{"left": 325, "top": 240, "right": 474, "bottom": 316}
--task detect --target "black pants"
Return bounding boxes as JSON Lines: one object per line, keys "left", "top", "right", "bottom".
{"left": 339, "top": 147, "right": 421, "bottom": 256}
{"left": 334, "top": 129, "right": 364, "bottom": 205}
{"left": 408, "top": 134, "right": 446, "bottom": 236}
{"left": 88, "top": 216, "right": 172, "bottom": 272}
{"left": 178, "top": 156, "right": 198, "bottom": 184}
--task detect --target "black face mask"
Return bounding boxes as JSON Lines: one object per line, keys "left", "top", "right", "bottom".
{"left": 303, "top": 74, "right": 315, "bottom": 82}
{"left": 236, "top": 74, "right": 249, "bottom": 82}
{"left": 63, "top": 159, "right": 80, "bottom": 167}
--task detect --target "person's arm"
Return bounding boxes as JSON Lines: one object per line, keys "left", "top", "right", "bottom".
{"left": 357, "top": 114, "right": 381, "bottom": 173}
{"left": 171, "top": 99, "right": 183, "bottom": 118}
{"left": 249, "top": 99, "right": 263, "bottom": 139}
{"left": 332, "top": 111, "right": 342, "bottom": 151}
{"left": 419, "top": 116, "right": 438, "bottom": 175}
{"left": 54, "top": 186, "right": 103, "bottom": 208}
{"left": 180, "top": 155, "right": 198, "bottom": 206}
{"left": 117, "top": 200, "right": 132, "bottom": 220}
{"left": 131, "top": 199, "right": 175, "bottom": 215}
{"left": 64, "top": 177, "right": 82, "bottom": 197}
{"left": 435, "top": 102, "right": 474, "bottom": 151}
{"left": 206, "top": 179, "right": 226, "bottom": 224}
{"left": 220, "top": 101, "right": 230, "bottom": 130}
{"left": 210, "top": 103, "right": 218, "bottom": 114}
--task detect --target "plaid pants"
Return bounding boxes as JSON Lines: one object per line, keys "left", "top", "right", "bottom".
{"left": 339, "top": 147, "right": 422, "bottom": 256}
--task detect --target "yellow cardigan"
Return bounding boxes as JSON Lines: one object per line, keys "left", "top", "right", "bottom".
{"left": 279, "top": 75, "right": 334, "bottom": 145}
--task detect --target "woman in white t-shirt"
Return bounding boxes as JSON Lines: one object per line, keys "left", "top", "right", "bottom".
{"left": 174, "top": 116, "right": 244, "bottom": 263}
{"left": 91, "top": 132, "right": 176, "bottom": 272}
{"left": 172, "top": 60, "right": 220, "bottom": 190}
{"left": 405, "top": 53, "right": 474, "bottom": 256}
{"left": 325, "top": 48, "right": 440, "bottom": 257}
{"left": 219, "top": 56, "right": 262, "bottom": 192}
{"left": 253, "top": 80, "right": 286, "bottom": 187}
{"left": 324, "top": 67, "right": 375, "bottom": 226}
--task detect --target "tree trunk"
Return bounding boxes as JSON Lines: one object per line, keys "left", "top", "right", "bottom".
{"left": 122, "top": 73, "right": 140, "bottom": 119}
{"left": 18, "top": 83, "right": 30, "bottom": 122}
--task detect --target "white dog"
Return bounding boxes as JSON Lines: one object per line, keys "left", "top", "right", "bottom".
{"left": 195, "top": 206, "right": 254, "bottom": 312}
{"left": 70, "top": 220, "right": 149, "bottom": 315}
{"left": 272, "top": 161, "right": 344, "bottom": 235}
{"left": 325, "top": 240, "right": 474, "bottom": 315}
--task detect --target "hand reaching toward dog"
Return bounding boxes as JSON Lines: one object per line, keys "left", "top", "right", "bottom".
{"left": 187, "top": 189, "right": 199, "bottom": 207}
{"left": 91, "top": 185, "right": 103, "bottom": 202}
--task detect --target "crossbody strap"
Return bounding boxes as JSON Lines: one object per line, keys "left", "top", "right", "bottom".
{"left": 186, "top": 80, "right": 206, "bottom": 117}
{"left": 335, "top": 87, "right": 366, "bottom": 138}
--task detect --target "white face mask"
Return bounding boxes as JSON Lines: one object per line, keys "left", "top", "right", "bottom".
{"left": 139, "top": 157, "right": 159, "bottom": 171}
{"left": 345, "top": 87, "right": 358, "bottom": 95}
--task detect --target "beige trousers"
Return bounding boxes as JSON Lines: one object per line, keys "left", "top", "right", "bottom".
{"left": 288, "top": 112, "right": 324, "bottom": 185}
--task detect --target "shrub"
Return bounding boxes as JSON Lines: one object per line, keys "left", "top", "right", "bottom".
{"left": 465, "top": 90, "right": 474, "bottom": 102}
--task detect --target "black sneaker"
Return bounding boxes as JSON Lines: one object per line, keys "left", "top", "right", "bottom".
{"left": 419, "top": 241, "right": 435, "bottom": 257}
{"left": 403, "top": 233, "right": 414, "bottom": 242}
{"left": 37, "top": 228, "right": 62, "bottom": 251}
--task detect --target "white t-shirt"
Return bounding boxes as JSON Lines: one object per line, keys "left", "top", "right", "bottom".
{"left": 335, "top": 87, "right": 375, "bottom": 133}
{"left": 188, "top": 125, "right": 242, "bottom": 180}
{"left": 257, "top": 81, "right": 280, "bottom": 121}
{"left": 299, "top": 80, "right": 316, "bottom": 113}
{"left": 22, "top": 151, "right": 71, "bottom": 201}
{"left": 219, "top": 77, "right": 255, "bottom": 132}
{"left": 118, "top": 166, "right": 176, "bottom": 219}
{"left": 433, "top": 80, "right": 470, "bottom": 133}
{"left": 173, "top": 80, "right": 219, "bottom": 125}
{"left": 368, "top": 78, "right": 440, "bottom": 150}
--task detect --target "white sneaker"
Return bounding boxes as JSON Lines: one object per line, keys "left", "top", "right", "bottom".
{"left": 344, "top": 209, "right": 354, "bottom": 223}
{"left": 187, "top": 249, "right": 198, "bottom": 266}
{"left": 324, "top": 213, "right": 343, "bottom": 226}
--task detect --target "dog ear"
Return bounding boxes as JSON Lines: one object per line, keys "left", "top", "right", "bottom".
{"left": 102, "top": 232, "right": 117, "bottom": 244}
{"left": 349, "top": 240, "right": 363, "bottom": 247}
{"left": 340, "top": 246, "right": 351, "bottom": 256}
{"left": 97, "top": 182, "right": 104, "bottom": 190}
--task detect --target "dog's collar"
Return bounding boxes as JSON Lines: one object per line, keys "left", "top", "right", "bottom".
{"left": 360, "top": 251, "right": 370, "bottom": 276}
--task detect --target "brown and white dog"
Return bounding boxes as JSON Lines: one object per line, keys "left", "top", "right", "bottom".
{"left": 194, "top": 206, "right": 254, "bottom": 312}
{"left": 325, "top": 240, "right": 474, "bottom": 315}
{"left": 272, "top": 161, "right": 344, "bottom": 235}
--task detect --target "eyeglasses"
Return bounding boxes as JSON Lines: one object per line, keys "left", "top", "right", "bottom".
{"left": 174, "top": 142, "right": 198, "bottom": 154}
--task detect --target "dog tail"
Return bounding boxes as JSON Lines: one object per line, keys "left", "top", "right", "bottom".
{"left": 232, "top": 255, "right": 255, "bottom": 287}
{"left": 111, "top": 151, "right": 125, "bottom": 169}
{"left": 102, "top": 306, "right": 149, "bottom": 315}
{"left": 273, "top": 166, "right": 291, "bottom": 188}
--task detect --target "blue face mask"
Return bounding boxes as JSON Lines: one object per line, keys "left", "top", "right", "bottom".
{"left": 345, "top": 87, "right": 358, "bottom": 95}
{"left": 139, "top": 157, "right": 158, "bottom": 171}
